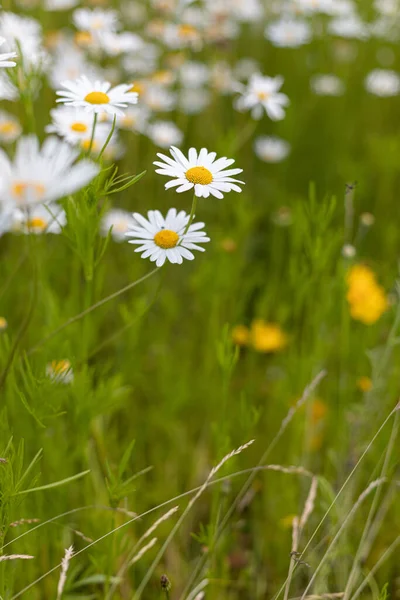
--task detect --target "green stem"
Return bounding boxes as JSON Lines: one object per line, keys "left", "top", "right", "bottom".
{"left": 98, "top": 115, "right": 116, "bottom": 162}
{"left": 183, "top": 193, "right": 198, "bottom": 236}
{"left": 87, "top": 113, "right": 98, "bottom": 156}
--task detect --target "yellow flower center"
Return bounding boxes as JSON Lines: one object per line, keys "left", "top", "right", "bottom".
{"left": 178, "top": 23, "right": 197, "bottom": 38}
{"left": 185, "top": 166, "right": 213, "bottom": 185}
{"left": 154, "top": 229, "right": 179, "bottom": 249}
{"left": 81, "top": 139, "right": 99, "bottom": 152}
{"left": 0, "top": 121, "right": 17, "bottom": 134}
{"left": 27, "top": 217, "right": 47, "bottom": 231}
{"left": 257, "top": 91, "right": 270, "bottom": 101}
{"left": 12, "top": 182, "right": 45, "bottom": 202}
{"left": 84, "top": 91, "right": 110, "bottom": 105}
{"left": 129, "top": 82, "right": 144, "bottom": 95}
{"left": 51, "top": 359, "right": 71, "bottom": 374}
{"left": 75, "top": 31, "right": 93, "bottom": 45}
{"left": 70, "top": 121, "right": 88, "bottom": 132}
{"left": 152, "top": 70, "right": 173, "bottom": 84}
{"left": 121, "top": 116, "right": 135, "bottom": 128}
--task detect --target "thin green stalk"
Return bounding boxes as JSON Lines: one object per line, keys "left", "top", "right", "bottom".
{"left": 98, "top": 114, "right": 117, "bottom": 161}
{"left": 26, "top": 267, "right": 159, "bottom": 355}
{"left": 183, "top": 192, "right": 198, "bottom": 236}
{"left": 272, "top": 405, "right": 398, "bottom": 600}
{"left": 87, "top": 113, "right": 98, "bottom": 156}
{"left": 350, "top": 536, "right": 400, "bottom": 600}
{"left": 179, "top": 370, "right": 327, "bottom": 600}
{"left": 343, "top": 411, "right": 399, "bottom": 600}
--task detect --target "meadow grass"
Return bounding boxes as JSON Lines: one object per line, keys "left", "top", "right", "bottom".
{"left": 0, "top": 0, "right": 400, "bottom": 598}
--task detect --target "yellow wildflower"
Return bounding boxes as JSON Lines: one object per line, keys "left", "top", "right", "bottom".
{"left": 250, "top": 320, "right": 287, "bottom": 353}
{"left": 0, "top": 317, "right": 8, "bottom": 331}
{"left": 357, "top": 376, "right": 373, "bottom": 392}
{"left": 346, "top": 265, "right": 388, "bottom": 324}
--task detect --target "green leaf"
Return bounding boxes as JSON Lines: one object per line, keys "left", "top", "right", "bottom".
{"left": 13, "top": 469, "right": 90, "bottom": 496}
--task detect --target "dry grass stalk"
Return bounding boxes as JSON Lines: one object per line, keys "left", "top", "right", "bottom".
{"left": 142, "top": 506, "right": 179, "bottom": 540}
{"left": 299, "top": 477, "right": 318, "bottom": 531}
{"left": 56, "top": 545, "right": 74, "bottom": 600}
{"left": 284, "top": 477, "right": 318, "bottom": 600}
{"left": 9, "top": 518, "right": 40, "bottom": 528}
{"left": 289, "top": 594, "right": 344, "bottom": 600}
{"left": 134, "top": 439, "right": 255, "bottom": 600}
{"left": 130, "top": 537, "right": 158, "bottom": 565}
{"left": 300, "top": 478, "right": 387, "bottom": 600}
{"left": 188, "top": 439, "right": 255, "bottom": 510}
{"left": 0, "top": 554, "right": 34, "bottom": 561}
{"left": 185, "top": 578, "right": 209, "bottom": 600}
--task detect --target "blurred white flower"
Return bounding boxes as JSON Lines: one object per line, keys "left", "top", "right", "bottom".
{"left": 56, "top": 76, "right": 138, "bottom": 117}
{"left": 294, "top": 0, "right": 348, "bottom": 14}
{"left": 179, "top": 88, "right": 210, "bottom": 114}
{"left": 0, "top": 72, "right": 18, "bottom": 101}
{"left": 147, "top": 121, "right": 184, "bottom": 148}
{"left": 46, "top": 106, "right": 109, "bottom": 145}
{"left": 101, "top": 208, "right": 135, "bottom": 242}
{"left": 329, "top": 15, "right": 369, "bottom": 39}
{"left": 254, "top": 136, "right": 290, "bottom": 163}
{"left": 99, "top": 31, "right": 144, "bottom": 56}
{"left": 154, "top": 146, "right": 244, "bottom": 199}
{"left": 310, "top": 74, "right": 345, "bottom": 96}
{"left": 143, "top": 85, "right": 177, "bottom": 112}
{"left": 0, "top": 12, "right": 47, "bottom": 70}
{"left": 123, "top": 45, "right": 159, "bottom": 76}
{"left": 126, "top": 208, "right": 210, "bottom": 267}
{"left": 0, "top": 37, "right": 17, "bottom": 68}
{"left": 0, "top": 204, "right": 14, "bottom": 237}
{"left": 116, "top": 105, "right": 150, "bottom": 133}
{"left": 365, "top": 69, "right": 400, "bottom": 96}
{"left": 0, "top": 110, "right": 21, "bottom": 143}
{"left": 235, "top": 74, "right": 289, "bottom": 120}
{"left": 374, "top": 0, "right": 399, "bottom": 15}
{"left": 45, "top": 0, "right": 79, "bottom": 10}
{"left": 46, "top": 360, "right": 74, "bottom": 384}
{"left": 48, "top": 41, "right": 102, "bottom": 89}
{"left": 0, "top": 136, "right": 99, "bottom": 209}
{"left": 265, "top": 18, "right": 312, "bottom": 48}
{"left": 163, "top": 22, "right": 202, "bottom": 49}
{"left": 13, "top": 203, "right": 66, "bottom": 234}
{"left": 73, "top": 8, "right": 119, "bottom": 34}
{"left": 179, "top": 61, "right": 209, "bottom": 88}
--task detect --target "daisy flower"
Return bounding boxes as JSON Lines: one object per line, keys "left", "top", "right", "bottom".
{"left": 0, "top": 110, "right": 22, "bottom": 143}
{"left": 364, "top": 69, "right": 400, "bottom": 96}
{"left": 0, "top": 37, "right": 17, "bottom": 68}
{"left": 46, "top": 359, "right": 74, "bottom": 384}
{"left": 13, "top": 203, "right": 66, "bottom": 234}
{"left": 254, "top": 136, "right": 290, "bottom": 163}
{"left": 72, "top": 8, "right": 119, "bottom": 34}
{"left": 56, "top": 75, "right": 138, "bottom": 117}
{"left": 265, "top": 18, "right": 312, "bottom": 48}
{"left": 0, "top": 135, "right": 99, "bottom": 209}
{"left": 154, "top": 146, "right": 244, "bottom": 199}
{"left": 235, "top": 73, "right": 289, "bottom": 120}
{"left": 46, "top": 106, "right": 110, "bottom": 145}
{"left": 126, "top": 208, "right": 210, "bottom": 267}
